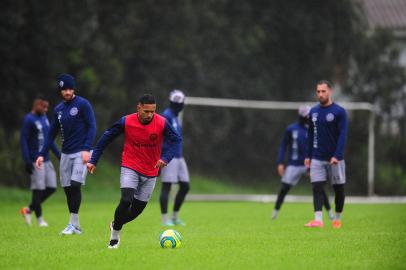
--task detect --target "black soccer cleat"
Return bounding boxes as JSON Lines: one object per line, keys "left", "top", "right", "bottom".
{"left": 108, "top": 239, "right": 120, "bottom": 249}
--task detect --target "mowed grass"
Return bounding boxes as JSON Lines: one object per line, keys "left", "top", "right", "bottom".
{"left": 0, "top": 191, "right": 405, "bottom": 270}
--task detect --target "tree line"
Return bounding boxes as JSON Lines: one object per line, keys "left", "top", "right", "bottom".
{"left": 0, "top": 0, "right": 405, "bottom": 194}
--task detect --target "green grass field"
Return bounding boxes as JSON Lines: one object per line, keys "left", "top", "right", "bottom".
{"left": 0, "top": 189, "right": 405, "bottom": 270}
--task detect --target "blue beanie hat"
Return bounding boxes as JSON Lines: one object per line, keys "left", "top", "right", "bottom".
{"left": 57, "top": 74, "right": 76, "bottom": 90}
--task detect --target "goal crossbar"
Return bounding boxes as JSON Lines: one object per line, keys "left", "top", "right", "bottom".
{"left": 185, "top": 96, "right": 376, "bottom": 196}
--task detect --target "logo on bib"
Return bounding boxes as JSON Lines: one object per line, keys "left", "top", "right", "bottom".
{"left": 149, "top": 133, "right": 158, "bottom": 141}
{"left": 326, "top": 113, "right": 335, "bottom": 122}
{"left": 70, "top": 107, "right": 78, "bottom": 116}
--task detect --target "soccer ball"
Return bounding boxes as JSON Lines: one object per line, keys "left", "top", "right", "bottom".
{"left": 159, "top": 229, "right": 182, "bottom": 249}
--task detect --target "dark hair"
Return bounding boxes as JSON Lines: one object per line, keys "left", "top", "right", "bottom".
{"left": 138, "top": 93, "right": 156, "bottom": 105}
{"left": 33, "top": 95, "right": 48, "bottom": 103}
{"left": 316, "top": 80, "right": 333, "bottom": 89}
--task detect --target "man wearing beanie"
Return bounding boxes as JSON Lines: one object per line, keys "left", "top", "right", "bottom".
{"left": 36, "top": 73, "right": 96, "bottom": 235}
{"left": 272, "top": 105, "right": 333, "bottom": 220}
{"left": 159, "top": 90, "right": 190, "bottom": 226}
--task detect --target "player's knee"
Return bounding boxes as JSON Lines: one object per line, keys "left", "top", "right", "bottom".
{"left": 133, "top": 199, "right": 148, "bottom": 212}
{"left": 160, "top": 183, "right": 171, "bottom": 194}
{"left": 179, "top": 182, "right": 190, "bottom": 193}
{"left": 333, "top": 184, "right": 345, "bottom": 196}
{"left": 120, "top": 188, "right": 135, "bottom": 206}
{"left": 160, "top": 191, "right": 169, "bottom": 201}
{"left": 281, "top": 183, "right": 292, "bottom": 193}
{"left": 312, "top": 182, "right": 324, "bottom": 193}
{"left": 46, "top": 187, "right": 56, "bottom": 195}
{"left": 70, "top": 180, "right": 82, "bottom": 189}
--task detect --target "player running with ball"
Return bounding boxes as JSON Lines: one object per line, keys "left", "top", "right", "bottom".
{"left": 36, "top": 74, "right": 96, "bottom": 235}
{"left": 87, "top": 94, "right": 181, "bottom": 249}
{"left": 304, "top": 80, "right": 348, "bottom": 228}
{"left": 160, "top": 90, "right": 190, "bottom": 226}
{"left": 272, "top": 105, "right": 333, "bottom": 220}
{"left": 20, "top": 97, "right": 61, "bottom": 227}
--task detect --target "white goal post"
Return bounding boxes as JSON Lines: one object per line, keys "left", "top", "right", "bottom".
{"left": 184, "top": 96, "right": 376, "bottom": 196}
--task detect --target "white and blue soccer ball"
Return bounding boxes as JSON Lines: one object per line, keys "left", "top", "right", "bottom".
{"left": 159, "top": 229, "right": 182, "bottom": 249}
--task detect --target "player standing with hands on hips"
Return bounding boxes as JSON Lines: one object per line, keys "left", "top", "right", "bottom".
{"left": 160, "top": 90, "right": 190, "bottom": 226}
{"left": 20, "top": 97, "right": 61, "bottom": 227}
{"left": 272, "top": 105, "right": 333, "bottom": 220}
{"left": 87, "top": 94, "right": 181, "bottom": 249}
{"left": 36, "top": 74, "right": 96, "bottom": 235}
{"left": 304, "top": 80, "right": 348, "bottom": 228}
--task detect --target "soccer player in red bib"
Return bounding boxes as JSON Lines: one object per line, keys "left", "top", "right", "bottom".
{"left": 87, "top": 94, "right": 181, "bottom": 249}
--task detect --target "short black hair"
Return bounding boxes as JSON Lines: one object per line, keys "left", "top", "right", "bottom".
{"left": 316, "top": 80, "right": 333, "bottom": 89}
{"left": 32, "top": 95, "right": 48, "bottom": 105}
{"left": 138, "top": 93, "right": 156, "bottom": 105}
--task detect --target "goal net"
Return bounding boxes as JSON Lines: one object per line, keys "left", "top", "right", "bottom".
{"left": 181, "top": 97, "right": 375, "bottom": 197}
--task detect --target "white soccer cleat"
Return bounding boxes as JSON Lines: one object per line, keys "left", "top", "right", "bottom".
{"left": 60, "top": 224, "right": 82, "bottom": 235}
{"left": 20, "top": 207, "right": 32, "bottom": 226}
{"left": 38, "top": 220, "right": 49, "bottom": 227}
{"left": 73, "top": 226, "right": 82, "bottom": 234}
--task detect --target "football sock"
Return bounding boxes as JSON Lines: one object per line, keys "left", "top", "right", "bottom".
{"left": 29, "top": 189, "right": 43, "bottom": 218}
{"left": 312, "top": 181, "right": 326, "bottom": 212}
{"left": 275, "top": 183, "right": 292, "bottom": 210}
{"left": 173, "top": 182, "right": 190, "bottom": 212}
{"left": 162, "top": 214, "right": 168, "bottom": 223}
{"left": 37, "top": 216, "right": 44, "bottom": 224}
{"left": 271, "top": 209, "right": 279, "bottom": 219}
{"left": 41, "top": 187, "right": 56, "bottom": 203}
{"left": 113, "top": 188, "right": 135, "bottom": 231}
{"left": 315, "top": 211, "right": 323, "bottom": 222}
{"left": 333, "top": 184, "right": 345, "bottom": 213}
{"left": 172, "top": 211, "right": 179, "bottom": 220}
{"left": 335, "top": 212, "right": 342, "bottom": 220}
{"left": 328, "top": 210, "right": 335, "bottom": 220}
{"left": 111, "top": 229, "right": 120, "bottom": 240}
{"left": 70, "top": 213, "right": 80, "bottom": 228}
{"left": 160, "top": 183, "right": 171, "bottom": 214}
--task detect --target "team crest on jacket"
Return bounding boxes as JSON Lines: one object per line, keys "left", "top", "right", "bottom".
{"left": 326, "top": 113, "right": 335, "bottom": 122}
{"left": 70, "top": 107, "right": 78, "bottom": 116}
{"left": 149, "top": 133, "right": 158, "bottom": 141}
{"left": 312, "top": 113, "right": 318, "bottom": 122}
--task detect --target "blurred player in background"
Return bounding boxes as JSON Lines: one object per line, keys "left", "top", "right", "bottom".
{"left": 20, "top": 97, "right": 61, "bottom": 227}
{"left": 272, "top": 105, "right": 333, "bottom": 220}
{"left": 36, "top": 74, "right": 96, "bottom": 235}
{"left": 304, "top": 80, "right": 348, "bottom": 228}
{"left": 87, "top": 94, "right": 181, "bottom": 249}
{"left": 160, "top": 90, "right": 190, "bottom": 226}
